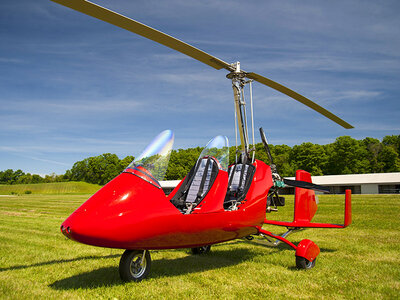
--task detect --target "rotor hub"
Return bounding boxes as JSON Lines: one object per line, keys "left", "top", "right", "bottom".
{"left": 226, "top": 71, "right": 248, "bottom": 80}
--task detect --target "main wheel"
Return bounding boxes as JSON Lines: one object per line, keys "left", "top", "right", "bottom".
{"left": 296, "top": 256, "right": 316, "bottom": 270}
{"left": 191, "top": 245, "right": 211, "bottom": 255}
{"left": 119, "top": 250, "right": 151, "bottom": 282}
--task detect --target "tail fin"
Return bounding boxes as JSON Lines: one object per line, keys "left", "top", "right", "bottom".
{"left": 293, "top": 170, "right": 318, "bottom": 223}
{"left": 344, "top": 189, "right": 352, "bottom": 227}
{"left": 264, "top": 170, "right": 352, "bottom": 229}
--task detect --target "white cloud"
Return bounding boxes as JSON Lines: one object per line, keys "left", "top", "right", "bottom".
{"left": 1, "top": 0, "right": 399, "bottom": 175}
{"left": 0, "top": 57, "right": 25, "bottom": 64}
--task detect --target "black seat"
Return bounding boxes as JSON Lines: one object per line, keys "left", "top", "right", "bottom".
{"left": 170, "top": 157, "right": 219, "bottom": 214}
{"left": 224, "top": 163, "right": 255, "bottom": 210}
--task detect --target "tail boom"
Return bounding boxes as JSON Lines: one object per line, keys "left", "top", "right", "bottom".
{"left": 265, "top": 170, "right": 352, "bottom": 229}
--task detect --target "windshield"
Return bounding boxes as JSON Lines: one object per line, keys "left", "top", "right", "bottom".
{"left": 199, "top": 135, "right": 229, "bottom": 171}
{"left": 125, "top": 130, "right": 174, "bottom": 187}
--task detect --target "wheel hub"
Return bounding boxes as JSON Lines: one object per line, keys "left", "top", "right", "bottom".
{"left": 130, "top": 255, "right": 146, "bottom": 278}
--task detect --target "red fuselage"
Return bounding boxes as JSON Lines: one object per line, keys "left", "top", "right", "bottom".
{"left": 61, "top": 160, "right": 273, "bottom": 249}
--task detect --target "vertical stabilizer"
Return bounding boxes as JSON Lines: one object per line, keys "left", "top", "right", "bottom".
{"left": 293, "top": 170, "right": 318, "bottom": 223}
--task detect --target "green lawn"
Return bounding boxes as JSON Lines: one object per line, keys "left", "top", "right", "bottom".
{"left": 0, "top": 193, "right": 399, "bottom": 299}
{"left": 0, "top": 181, "right": 101, "bottom": 195}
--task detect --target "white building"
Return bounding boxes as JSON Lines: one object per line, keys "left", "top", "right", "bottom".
{"left": 305, "top": 172, "right": 400, "bottom": 194}
{"left": 161, "top": 172, "right": 400, "bottom": 195}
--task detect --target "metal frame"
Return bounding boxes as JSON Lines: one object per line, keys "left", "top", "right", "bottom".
{"left": 253, "top": 227, "right": 303, "bottom": 248}
{"left": 227, "top": 62, "right": 256, "bottom": 163}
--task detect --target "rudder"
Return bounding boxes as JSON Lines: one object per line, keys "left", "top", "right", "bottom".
{"left": 293, "top": 170, "right": 318, "bottom": 223}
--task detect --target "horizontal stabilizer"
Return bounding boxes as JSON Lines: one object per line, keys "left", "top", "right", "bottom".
{"left": 264, "top": 189, "right": 352, "bottom": 229}
{"left": 283, "top": 178, "right": 330, "bottom": 194}
{"left": 264, "top": 219, "right": 346, "bottom": 228}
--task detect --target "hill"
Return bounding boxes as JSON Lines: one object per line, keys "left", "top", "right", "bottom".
{"left": 0, "top": 181, "right": 101, "bottom": 195}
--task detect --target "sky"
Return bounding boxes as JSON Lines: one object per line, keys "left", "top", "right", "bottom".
{"left": 0, "top": 0, "right": 399, "bottom": 175}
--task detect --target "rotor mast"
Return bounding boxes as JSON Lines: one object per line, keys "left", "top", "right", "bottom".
{"left": 227, "top": 62, "right": 252, "bottom": 162}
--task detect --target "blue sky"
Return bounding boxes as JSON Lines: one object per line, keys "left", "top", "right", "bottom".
{"left": 1, "top": 0, "right": 399, "bottom": 175}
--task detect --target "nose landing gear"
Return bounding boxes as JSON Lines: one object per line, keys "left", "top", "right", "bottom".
{"left": 119, "top": 250, "right": 151, "bottom": 282}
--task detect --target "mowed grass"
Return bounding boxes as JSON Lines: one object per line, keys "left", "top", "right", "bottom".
{"left": 0, "top": 193, "right": 399, "bottom": 299}
{"left": 0, "top": 181, "right": 101, "bottom": 195}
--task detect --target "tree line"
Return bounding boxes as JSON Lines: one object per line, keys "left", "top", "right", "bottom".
{"left": 1, "top": 135, "right": 399, "bottom": 185}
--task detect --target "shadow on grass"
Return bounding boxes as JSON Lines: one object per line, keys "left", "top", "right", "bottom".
{"left": 224, "top": 238, "right": 337, "bottom": 253}
{"left": 0, "top": 254, "right": 120, "bottom": 272}
{"left": 50, "top": 266, "right": 121, "bottom": 289}
{"left": 50, "top": 248, "right": 254, "bottom": 290}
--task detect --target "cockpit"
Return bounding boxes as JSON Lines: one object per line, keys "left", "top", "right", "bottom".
{"left": 169, "top": 135, "right": 229, "bottom": 214}
{"left": 124, "top": 130, "right": 254, "bottom": 214}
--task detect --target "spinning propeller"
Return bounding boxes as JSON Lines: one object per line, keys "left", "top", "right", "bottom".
{"left": 51, "top": 0, "right": 353, "bottom": 130}
{"left": 260, "top": 127, "right": 331, "bottom": 194}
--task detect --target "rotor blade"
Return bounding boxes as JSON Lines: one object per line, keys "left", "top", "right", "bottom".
{"left": 283, "top": 178, "right": 331, "bottom": 194}
{"left": 259, "top": 127, "right": 274, "bottom": 165}
{"left": 52, "top": 0, "right": 354, "bottom": 130}
{"left": 247, "top": 72, "right": 354, "bottom": 129}
{"left": 51, "top": 0, "right": 234, "bottom": 71}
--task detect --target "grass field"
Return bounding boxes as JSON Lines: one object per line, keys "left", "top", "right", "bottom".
{"left": 0, "top": 181, "right": 101, "bottom": 195}
{"left": 0, "top": 192, "right": 399, "bottom": 299}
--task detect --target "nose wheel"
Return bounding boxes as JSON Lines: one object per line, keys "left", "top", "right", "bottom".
{"left": 119, "top": 250, "right": 151, "bottom": 282}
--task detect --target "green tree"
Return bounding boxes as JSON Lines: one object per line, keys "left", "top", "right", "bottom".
{"left": 89, "top": 153, "right": 121, "bottom": 185}
{"left": 362, "top": 137, "right": 384, "bottom": 172}
{"left": 165, "top": 148, "right": 201, "bottom": 180}
{"left": 67, "top": 153, "right": 133, "bottom": 185}
{"left": 0, "top": 169, "right": 14, "bottom": 184}
{"left": 119, "top": 155, "right": 135, "bottom": 171}
{"left": 18, "top": 173, "right": 33, "bottom": 184}
{"left": 12, "top": 169, "right": 24, "bottom": 184}
{"left": 31, "top": 174, "right": 43, "bottom": 184}
{"left": 291, "top": 143, "right": 328, "bottom": 175}
{"left": 326, "top": 136, "right": 370, "bottom": 174}
{"left": 382, "top": 135, "right": 400, "bottom": 155}
{"left": 378, "top": 145, "right": 400, "bottom": 172}
{"left": 69, "top": 159, "right": 89, "bottom": 182}
{"left": 271, "top": 144, "right": 295, "bottom": 177}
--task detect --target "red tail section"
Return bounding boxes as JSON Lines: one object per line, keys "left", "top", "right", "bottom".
{"left": 264, "top": 170, "right": 352, "bottom": 229}
{"left": 344, "top": 189, "right": 352, "bottom": 227}
{"left": 293, "top": 170, "right": 318, "bottom": 223}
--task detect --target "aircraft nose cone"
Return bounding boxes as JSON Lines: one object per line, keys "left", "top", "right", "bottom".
{"left": 59, "top": 172, "right": 170, "bottom": 248}
{"left": 61, "top": 208, "right": 109, "bottom": 243}
{"left": 60, "top": 224, "right": 71, "bottom": 238}
{"left": 60, "top": 212, "right": 86, "bottom": 241}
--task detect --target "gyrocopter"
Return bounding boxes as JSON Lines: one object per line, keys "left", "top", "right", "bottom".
{"left": 53, "top": 0, "right": 352, "bottom": 281}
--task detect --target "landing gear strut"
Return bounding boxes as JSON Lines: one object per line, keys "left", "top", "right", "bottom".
{"left": 191, "top": 245, "right": 211, "bottom": 254}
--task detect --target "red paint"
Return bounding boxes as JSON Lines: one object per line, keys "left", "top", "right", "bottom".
{"left": 293, "top": 170, "right": 318, "bottom": 223}
{"left": 61, "top": 159, "right": 350, "bottom": 269}
{"left": 257, "top": 227, "right": 297, "bottom": 250}
{"left": 61, "top": 159, "right": 273, "bottom": 250}
{"left": 295, "top": 239, "right": 320, "bottom": 262}
{"left": 264, "top": 170, "right": 352, "bottom": 229}
{"left": 344, "top": 189, "right": 352, "bottom": 227}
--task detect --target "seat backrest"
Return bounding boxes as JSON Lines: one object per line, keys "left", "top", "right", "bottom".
{"left": 185, "top": 158, "right": 213, "bottom": 203}
{"left": 170, "top": 157, "right": 219, "bottom": 212}
{"left": 228, "top": 164, "right": 249, "bottom": 193}
{"left": 224, "top": 163, "right": 255, "bottom": 210}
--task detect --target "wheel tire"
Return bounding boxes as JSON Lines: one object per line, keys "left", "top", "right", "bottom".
{"left": 119, "top": 250, "right": 151, "bottom": 282}
{"left": 296, "top": 256, "right": 316, "bottom": 270}
{"left": 191, "top": 245, "right": 211, "bottom": 255}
